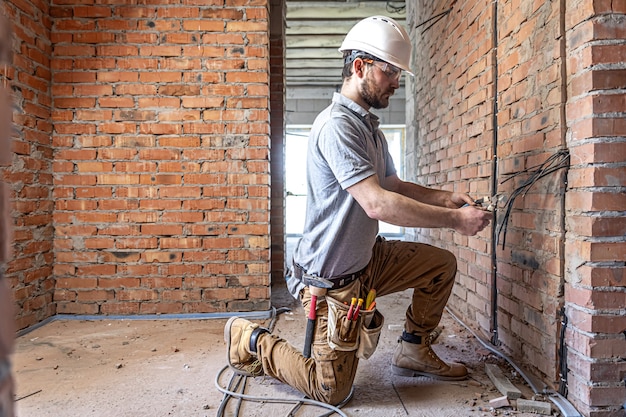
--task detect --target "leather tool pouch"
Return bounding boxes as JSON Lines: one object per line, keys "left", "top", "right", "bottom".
{"left": 326, "top": 295, "right": 384, "bottom": 359}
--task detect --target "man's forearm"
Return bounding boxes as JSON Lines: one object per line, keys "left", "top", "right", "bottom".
{"left": 394, "top": 179, "right": 453, "bottom": 208}
{"left": 364, "top": 188, "right": 460, "bottom": 229}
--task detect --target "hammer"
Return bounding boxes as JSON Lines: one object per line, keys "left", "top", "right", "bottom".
{"left": 302, "top": 273, "right": 333, "bottom": 358}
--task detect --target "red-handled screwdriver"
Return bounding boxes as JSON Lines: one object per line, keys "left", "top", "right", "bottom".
{"left": 346, "top": 297, "right": 357, "bottom": 320}
{"left": 352, "top": 298, "right": 363, "bottom": 321}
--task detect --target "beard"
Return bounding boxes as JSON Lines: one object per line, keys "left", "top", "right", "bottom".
{"left": 360, "top": 72, "right": 393, "bottom": 109}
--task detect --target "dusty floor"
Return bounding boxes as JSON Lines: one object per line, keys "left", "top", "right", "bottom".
{"left": 12, "top": 285, "right": 558, "bottom": 417}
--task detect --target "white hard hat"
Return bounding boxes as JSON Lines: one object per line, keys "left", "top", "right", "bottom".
{"left": 339, "top": 15, "right": 413, "bottom": 76}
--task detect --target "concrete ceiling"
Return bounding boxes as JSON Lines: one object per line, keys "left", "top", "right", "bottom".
{"left": 285, "top": 1, "right": 407, "bottom": 88}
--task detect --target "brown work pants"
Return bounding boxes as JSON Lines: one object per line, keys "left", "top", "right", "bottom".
{"left": 256, "top": 238, "right": 457, "bottom": 405}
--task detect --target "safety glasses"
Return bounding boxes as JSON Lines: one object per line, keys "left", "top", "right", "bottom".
{"left": 362, "top": 58, "right": 402, "bottom": 82}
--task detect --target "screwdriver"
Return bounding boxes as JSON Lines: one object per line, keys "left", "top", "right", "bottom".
{"left": 365, "top": 289, "right": 376, "bottom": 310}
{"left": 352, "top": 298, "right": 363, "bottom": 321}
{"left": 346, "top": 297, "right": 357, "bottom": 320}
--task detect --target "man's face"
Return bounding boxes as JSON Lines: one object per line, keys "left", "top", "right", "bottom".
{"left": 359, "top": 60, "right": 399, "bottom": 110}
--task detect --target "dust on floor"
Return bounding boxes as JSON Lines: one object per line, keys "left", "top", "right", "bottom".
{"left": 12, "top": 289, "right": 555, "bottom": 417}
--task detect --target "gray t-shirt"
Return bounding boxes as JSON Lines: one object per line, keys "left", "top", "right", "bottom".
{"left": 288, "top": 93, "right": 396, "bottom": 295}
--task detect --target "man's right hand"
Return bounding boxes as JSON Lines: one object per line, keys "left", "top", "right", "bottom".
{"left": 455, "top": 206, "right": 493, "bottom": 236}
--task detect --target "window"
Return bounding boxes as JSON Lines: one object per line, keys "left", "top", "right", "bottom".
{"left": 285, "top": 125, "right": 405, "bottom": 237}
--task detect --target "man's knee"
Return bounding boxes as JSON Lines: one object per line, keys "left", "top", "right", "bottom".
{"left": 318, "top": 383, "right": 352, "bottom": 406}
{"left": 441, "top": 249, "right": 457, "bottom": 274}
{"left": 311, "top": 349, "right": 356, "bottom": 406}
{"left": 428, "top": 247, "right": 456, "bottom": 281}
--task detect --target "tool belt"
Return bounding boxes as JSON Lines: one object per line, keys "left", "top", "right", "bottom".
{"left": 293, "top": 263, "right": 366, "bottom": 290}
{"left": 326, "top": 294, "right": 384, "bottom": 360}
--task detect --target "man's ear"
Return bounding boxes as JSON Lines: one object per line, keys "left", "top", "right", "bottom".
{"left": 353, "top": 58, "right": 367, "bottom": 79}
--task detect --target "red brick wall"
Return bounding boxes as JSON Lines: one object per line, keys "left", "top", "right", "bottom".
{"left": 407, "top": 1, "right": 625, "bottom": 415}
{"left": 48, "top": 1, "right": 272, "bottom": 316}
{"left": 406, "top": 0, "right": 499, "bottom": 360}
{"left": 1, "top": 0, "right": 274, "bottom": 326}
{"left": 564, "top": 0, "right": 626, "bottom": 415}
{"left": 407, "top": 0, "right": 495, "bottom": 325}
{"left": 1, "top": 1, "right": 55, "bottom": 330}
{"left": 491, "top": 0, "right": 568, "bottom": 385}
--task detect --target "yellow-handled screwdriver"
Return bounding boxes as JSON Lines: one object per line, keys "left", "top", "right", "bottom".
{"left": 365, "top": 289, "right": 376, "bottom": 310}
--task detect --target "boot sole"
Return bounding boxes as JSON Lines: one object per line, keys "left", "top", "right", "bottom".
{"left": 224, "top": 317, "right": 263, "bottom": 377}
{"left": 391, "top": 364, "right": 468, "bottom": 381}
{"left": 224, "top": 316, "right": 238, "bottom": 345}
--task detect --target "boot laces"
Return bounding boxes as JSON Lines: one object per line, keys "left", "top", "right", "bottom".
{"left": 426, "top": 345, "right": 446, "bottom": 366}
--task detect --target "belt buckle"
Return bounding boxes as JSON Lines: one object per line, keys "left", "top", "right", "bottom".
{"left": 293, "top": 262, "right": 304, "bottom": 279}
{"left": 333, "top": 277, "right": 346, "bottom": 289}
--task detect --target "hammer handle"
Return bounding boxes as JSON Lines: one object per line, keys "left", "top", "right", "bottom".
{"left": 303, "top": 294, "right": 318, "bottom": 358}
{"left": 307, "top": 294, "right": 318, "bottom": 320}
{"left": 303, "top": 318, "right": 314, "bottom": 358}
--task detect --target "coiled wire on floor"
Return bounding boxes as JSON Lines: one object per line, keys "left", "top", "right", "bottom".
{"left": 215, "top": 306, "right": 352, "bottom": 417}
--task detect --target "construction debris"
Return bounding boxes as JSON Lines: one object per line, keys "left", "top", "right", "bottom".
{"left": 485, "top": 363, "right": 522, "bottom": 399}
{"left": 517, "top": 398, "right": 552, "bottom": 415}
{"left": 489, "top": 395, "right": 510, "bottom": 409}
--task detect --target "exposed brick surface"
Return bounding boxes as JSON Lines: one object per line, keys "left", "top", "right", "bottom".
{"left": 1, "top": 0, "right": 273, "bottom": 324}
{"left": 407, "top": 1, "right": 625, "bottom": 416}
{"left": 564, "top": 2, "right": 626, "bottom": 416}
{"left": 408, "top": 0, "right": 565, "bottom": 385}
{"left": 1, "top": 0, "right": 55, "bottom": 329}
{"left": 2, "top": 1, "right": 623, "bottom": 415}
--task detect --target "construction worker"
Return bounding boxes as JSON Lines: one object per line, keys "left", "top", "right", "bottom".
{"left": 224, "top": 16, "right": 493, "bottom": 405}
{"left": 0, "top": 13, "right": 15, "bottom": 417}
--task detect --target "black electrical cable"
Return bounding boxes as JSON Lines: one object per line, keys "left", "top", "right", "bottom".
{"left": 415, "top": 8, "right": 452, "bottom": 33}
{"left": 558, "top": 306, "right": 569, "bottom": 396}
{"left": 489, "top": 0, "right": 500, "bottom": 347}
{"left": 496, "top": 149, "right": 570, "bottom": 249}
{"left": 500, "top": 149, "right": 569, "bottom": 183}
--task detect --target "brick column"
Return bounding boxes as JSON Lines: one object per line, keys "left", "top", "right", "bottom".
{"left": 564, "top": 0, "right": 626, "bottom": 415}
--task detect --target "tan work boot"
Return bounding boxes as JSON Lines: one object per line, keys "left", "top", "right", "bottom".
{"left": 224, "top": 317, "right": 268, "bottom": 377}
{"left": 392, "top": 333, "right": 468, "bottom": 381}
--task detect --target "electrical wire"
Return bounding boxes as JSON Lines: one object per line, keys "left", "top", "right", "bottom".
{"left": 216, "top": 371, "right": 247, "bottom": 417}
{"left": 446, "top": 307, "right": 582, "bottom": 417}
{"left": 215, "top": 306, "right": 353, "bottom": 417}
{"left": 214, "top": 366, "right": 350, "bottom": 417}
{"left": 557, "top": 306, "right": 568, "bottom": 397}
{"left": 489, "top": 0, "right": 500, "bottom": 347}
{"left": 415, "top": 7, "right": 453, "bottom": 33}
{"left": 496, "top": 149, "right": 570, "bottom": 249}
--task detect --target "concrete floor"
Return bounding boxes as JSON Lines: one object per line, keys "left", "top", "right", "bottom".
{"left": 10, "top": 280, "right": 557, "bottom": 417}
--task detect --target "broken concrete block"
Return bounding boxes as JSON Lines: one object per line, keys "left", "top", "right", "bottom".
{"left": 489, "top": 395, "right": 510, "bottom": 409}
{"left": 484, "top": 363, "right": 522, "bottom": 399}
{"left": 517, "top": 398, "right": 552, "bottom": 415}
